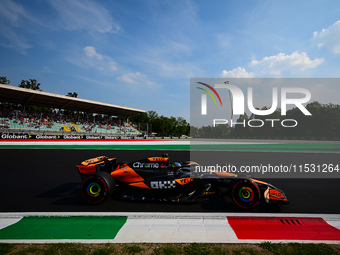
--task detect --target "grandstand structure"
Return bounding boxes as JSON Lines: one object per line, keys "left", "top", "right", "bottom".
{"left": 0, "top": 84, "right": 144, "bottom": 137}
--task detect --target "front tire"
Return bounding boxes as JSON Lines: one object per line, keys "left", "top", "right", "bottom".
{"left": 231, "top": 179, "right": 260, "bottom": 209}
{"left": 80, "top": 172, "right": 114, "bottom": 204}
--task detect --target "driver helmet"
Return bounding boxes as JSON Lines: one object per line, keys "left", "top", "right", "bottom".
{"left": 172, "top": 162, "right": 181, "bottom": 168}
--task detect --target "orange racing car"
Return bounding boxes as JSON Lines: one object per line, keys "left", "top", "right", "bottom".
{"left": 76, "top": 153, "right": 288, "bottom": 209}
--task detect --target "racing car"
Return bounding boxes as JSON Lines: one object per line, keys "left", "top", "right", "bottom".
{"left": 76, "top": 154, "right": 288, "bottom": 209}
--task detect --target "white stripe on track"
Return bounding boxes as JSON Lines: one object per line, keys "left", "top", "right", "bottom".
{"left": 114, "top": 217, "right": 238, "bottom": 243}
{"left": 0, "top": 217, "right": 22, "bottom": 230}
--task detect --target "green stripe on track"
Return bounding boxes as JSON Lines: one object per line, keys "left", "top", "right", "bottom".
{"left": 190, "top": 143, "right": 340, "bottom": 153}
{"left": 0, "top": 143, "right": 339, "bottom": 153}
{"left": 202, "top": 143, "right": 340, "bottom": 149}
{"left": 0, "top": 216, "right": 127, "bottom": 240}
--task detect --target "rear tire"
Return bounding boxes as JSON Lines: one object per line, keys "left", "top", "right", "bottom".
{"left": 80, "top": 172, "right": 114, "bottom": 204}
{"left": 230, "top": 179, "right": 260, "bottom": 209}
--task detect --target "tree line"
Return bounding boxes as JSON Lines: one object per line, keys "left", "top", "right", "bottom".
{"left": 129, "top": 111, "right": 190, "bottom": 137}
{"left": 1, "top": 76, "right": 78, "bottom": 97}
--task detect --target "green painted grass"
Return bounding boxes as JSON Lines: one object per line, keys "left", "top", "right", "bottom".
{"left": 0, "top": 216, "right": 127, "bottom": 240}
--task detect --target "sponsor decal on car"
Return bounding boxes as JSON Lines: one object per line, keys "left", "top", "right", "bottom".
{"left": 150, "top": 180, "right": 176, "bottom": 189}
{"left": 133, "top": 162, "right": 160, "bottom": 168}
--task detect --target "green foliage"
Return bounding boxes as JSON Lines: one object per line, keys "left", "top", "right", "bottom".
{"left": 191, "top": 124, "right": 229, "bottom": 138}
{"left": 44, "top": 243, "right": 88, "bottom": 255}
{"left": 92, "top": 246, "right": 115, "bottom": 255}
{"left": 152, "top": 244, "right": 228, "bottom": 255}
{"left": 67, "top": 92, "right": 78, "bottom": 98}
{"left": 0, "top": 243, "right": 339, "bottom": 255}
{"left": 211, "top": 247, "right": 227, "bottom": 255}
{"left": 0, "top": 243, "right": 14, "bottom": 254}
{"left": 259, "top": 242, "right": 337, "bottom": 255}
{"left": 129, "top": 110, "right": 190, "bottom": 137}
{"left": 153, "top": 245, "right": 183, "bottom": 255}
{"left": 232, "top": 247, "right": 258, "bottom": 255}
{"left": 122, "top": 244, "right": 144, "bottom": 254}
{"left": 259, "top": 242, "right": 282, "bottom": 253}
{"left": 183, "top": 243, "right": 211, "bottom": 255}
{"left": 15, "top": 246, "right": 44, "bottom": 255}
{"left": 18, "top": 79, "right": 42, "bottom": 91}
{"left": 0, "top": 76, "right": 10, "bottom": 85}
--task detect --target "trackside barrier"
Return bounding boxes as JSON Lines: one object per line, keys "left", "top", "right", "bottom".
{"left": 0, "top": 132, "right": 189, "bottom": 140}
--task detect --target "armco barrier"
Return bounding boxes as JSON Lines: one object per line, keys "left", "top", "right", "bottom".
{"left": 0, "top": 132, "right": 126, "bottom": 140}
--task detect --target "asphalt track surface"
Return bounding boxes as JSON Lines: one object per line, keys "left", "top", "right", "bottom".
{"left": 1, "top": 149, "right": 339, "bottom": 214}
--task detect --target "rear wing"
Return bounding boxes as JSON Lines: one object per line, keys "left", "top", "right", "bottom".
{"left": 76, "top": 156, "right": 116, "bottom": 177}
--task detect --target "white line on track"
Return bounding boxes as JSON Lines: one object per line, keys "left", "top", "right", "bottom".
{"left": 1, "top": 212, "right": 340, "bottom": 218}
{"left": 0, "top": 217, "right": 22, "bottom": 231}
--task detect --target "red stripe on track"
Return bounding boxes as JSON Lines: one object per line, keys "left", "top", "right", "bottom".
{"left": 227, "top": 216, "right": 340, "bottom": 240}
